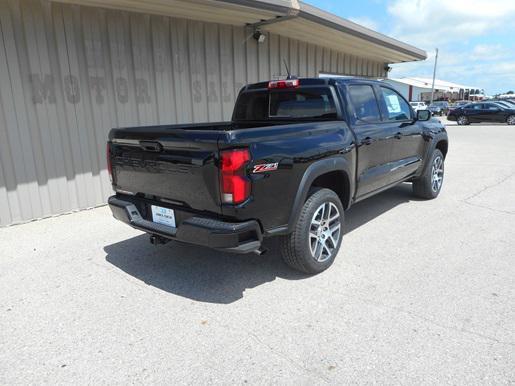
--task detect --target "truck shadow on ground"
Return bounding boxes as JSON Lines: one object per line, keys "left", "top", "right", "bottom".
{"left": 105, "top": 183, "right": 416, "bottom": 304}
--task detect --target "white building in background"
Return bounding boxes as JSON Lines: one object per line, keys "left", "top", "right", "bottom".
{"left": 384, "top": 77, "right": 484, "bottom": 102}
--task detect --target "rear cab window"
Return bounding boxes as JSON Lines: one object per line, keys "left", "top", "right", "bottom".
{"left": 233, "top": 87, "right": 338, "bottom": 122}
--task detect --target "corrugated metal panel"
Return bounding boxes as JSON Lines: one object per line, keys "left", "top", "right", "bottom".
{"left": 0, "top": 0, "right": 386, "bottom": 226}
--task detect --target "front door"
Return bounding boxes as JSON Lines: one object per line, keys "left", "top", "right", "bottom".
{"left": 377, "top": 86, "right": 425, "bottom": 183}
{"left": 464, "top": 103, "right": 484, "bottom": 122}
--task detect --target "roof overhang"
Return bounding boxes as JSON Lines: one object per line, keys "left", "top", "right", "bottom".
{"left": 388, "top": 78, "right": 481, "bottom": 91}
{"left": 52, "top": 0, "right": 427, "bottom": 63}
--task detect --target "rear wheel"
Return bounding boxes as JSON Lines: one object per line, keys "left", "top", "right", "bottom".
{"left": 412, "top": 149, "right": 445, "bottom": 199}
{"left": 457, "top": 115, "right": 469, "bottom": 125}
{"left": 507, "top": 115, "right": 515, "bottom": 125}
{"left": 279, "top": 188, "right": 344, "bottom": 274}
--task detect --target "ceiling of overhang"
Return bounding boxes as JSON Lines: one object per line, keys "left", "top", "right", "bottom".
{"left": 53, "top": 0, "right": 283, "bottom": 25}
{"left": 267, "top": 18, "right": 420, "bottom": 63}
{"left": 52, "top": 0, "right": 424, "bottom": 63}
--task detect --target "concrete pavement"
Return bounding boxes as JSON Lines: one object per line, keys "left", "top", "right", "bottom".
{"left": 1, "top": 124, "right": 514, "bottom": 384}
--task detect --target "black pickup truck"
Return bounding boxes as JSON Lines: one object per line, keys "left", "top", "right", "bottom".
{"left": 107, "top": 78, "right": 448, "bottom": 273}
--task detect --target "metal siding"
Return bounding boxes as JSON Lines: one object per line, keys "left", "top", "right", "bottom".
{"left": 307, "top": 43, "right": 316, "bottom": 77}
{"left": 268, "top": 33, "right": 280, "bottom": 79}
{"left": 245, "top": 27, "right": 258, "bottom": 85}
{"left": 298, "top": 41, "right": 307, "bottom": 77}
{"left": 257, "top": 27, "right": 269, "bottom": 82}
{"left": 232, "top": 25, "right": 246, "bottom": 100}
{"left": 288, "top": 38, "right": 298, "bottom": 76}
{"left": 0, "top": 0, "right": 392, "bottom": 226}
{"left": 219, "top": 24, "right": 234, "bottom": 120}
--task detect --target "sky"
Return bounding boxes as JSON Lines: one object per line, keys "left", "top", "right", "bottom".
{"left": 304, "top": 0, "right": 515, "bottom": 95}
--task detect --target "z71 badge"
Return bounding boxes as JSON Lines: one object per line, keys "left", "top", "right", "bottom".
{"left": 252, "top": 162, "right": 279, "bottom": 173}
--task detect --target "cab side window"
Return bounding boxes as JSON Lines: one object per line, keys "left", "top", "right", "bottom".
{"left": 484, "top": 103, "right": 499, "bottom": 110}
{"left": 348, "top": 85, "right": 381, "bottom": 123}
{"left": 380, "top": 87, "right": 412, "bottom": 121}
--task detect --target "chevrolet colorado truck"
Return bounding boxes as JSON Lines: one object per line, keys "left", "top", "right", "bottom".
{"left": 107, "top": 77, "right": 448, "bottom": 273}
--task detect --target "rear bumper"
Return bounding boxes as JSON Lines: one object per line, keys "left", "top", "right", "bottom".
{"left": 108, "top": 196, "right": 263, "bottom": 254}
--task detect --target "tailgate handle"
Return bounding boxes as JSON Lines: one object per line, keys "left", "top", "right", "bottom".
{"left": 139, "top": 141, "right": 162, "bottom": 152}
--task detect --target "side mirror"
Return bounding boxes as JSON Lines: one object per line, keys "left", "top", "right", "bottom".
{"left": 417, "top": 109, "right": 431, "bottom": 121}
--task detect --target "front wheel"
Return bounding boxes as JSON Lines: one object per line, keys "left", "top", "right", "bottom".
{"left": 279, "top": 188, "right": 344, "bottom": 274}
{"left": 507, "top": 115, "right": 515, "bottom": 125}
{"left": 457, "top": 115, "right": 469, "bottom": 125}
{"left": 412, "top": 149, "right": 445, "bottom": 199}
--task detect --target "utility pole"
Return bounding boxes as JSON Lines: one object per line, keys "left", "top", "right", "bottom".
{"left": 430, "top": 48, "right": 439, "bottom": 105}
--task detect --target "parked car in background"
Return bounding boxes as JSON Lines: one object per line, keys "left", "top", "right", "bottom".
{"left": 409, "top": 101, "right": 427, "bottom": 111}
{"left": 492, "top": 100, "right": 515, "bottom": 109}
{"left": 429, "top": 101, "right": 450, "bottom": 116}
{"left": 490, "top": 99, "right": 515, "bottom": 108}
{"left": 455, "top": 100, "right": 470, "bottom": 108}
{"left": 447, "top": 102, "right": 515, "bottom": 125}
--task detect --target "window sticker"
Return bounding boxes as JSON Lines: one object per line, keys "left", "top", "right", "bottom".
{"left": 385, "top": 94, "right": 401, "bottom": 113}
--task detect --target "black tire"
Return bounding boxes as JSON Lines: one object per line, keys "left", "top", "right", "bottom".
{"left": 412, "top": 149, "right": 445, "bottom": 199}
{"left": 507, "top": 115, "right": 515, "bottom": 125}
{"left": 457, "top": 115, "right": 469, "bottom": 125}
{"left": 279, "top": 188, "right": 344, "bottom": 274}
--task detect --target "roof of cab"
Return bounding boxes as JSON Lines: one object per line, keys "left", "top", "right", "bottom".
{"left": 242, "top": 77, "right": 386, "bottom": 92}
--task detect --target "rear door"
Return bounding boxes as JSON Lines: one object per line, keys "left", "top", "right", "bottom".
{"left": 464, "top": 103, "right": 483, "bottom": 122}
{"left": 377, "top": 86, "right": 424, "bottom": 183}
{"left": 346, "top": 84, "right": 392, "bottom": 198}
{"left": 479, "top": 103, "right": 505, "bottom": 122}
{"left": 109, "top": 125, "right": 225, "bottom": 213}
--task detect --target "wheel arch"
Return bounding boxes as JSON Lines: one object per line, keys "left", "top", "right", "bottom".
{"left": 285, "top": 157, "right": 353, "bottom": 234}
{"left": 435, "top": 139, "right": 448, "bottom": 159}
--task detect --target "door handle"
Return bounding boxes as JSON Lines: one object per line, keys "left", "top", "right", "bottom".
{"left": 139, "top": 141, "right": 163, "bottom": 152}
{"left": 394, "top": 132, "right": 402, "bottom": 140}
{"left": 361, "top": 137, "right": 373, "bottom": 145}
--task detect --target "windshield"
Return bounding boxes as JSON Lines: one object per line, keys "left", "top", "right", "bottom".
{"left": 233, "top": 87, "right": 337, "bottom": 121}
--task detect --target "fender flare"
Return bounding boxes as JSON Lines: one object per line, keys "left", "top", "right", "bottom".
{"left": 420, "top": 132, "right": 448, "bottom": 174}
{"left": 285, "top": 156, "right": 354, "bottom": 234}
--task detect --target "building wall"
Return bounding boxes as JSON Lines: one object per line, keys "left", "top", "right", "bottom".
{"left": 383, "top": 80, "right": 430, "bottom": 102}
{"left": 0, "top": 0, "right": 386, "bottom": 226}
{"left": 383, "top": 80, "right": 410, "bottom": 100}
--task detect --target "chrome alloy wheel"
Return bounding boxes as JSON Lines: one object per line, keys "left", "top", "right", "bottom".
{"left": 309, "top": 202, "right": 341, "bottom": 262}
{"left": 431, "top": 155, "right": 444, "bottom": 192}
{"left": 457, "top": 115, "right": 468, "bottom": 125}
{"left": 507, "top": 115, "right": 515, "bottom": 125}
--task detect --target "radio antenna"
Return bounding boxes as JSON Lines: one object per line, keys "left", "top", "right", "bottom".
{"left": 283, "top": 59, "right": 292, "bottom": 79}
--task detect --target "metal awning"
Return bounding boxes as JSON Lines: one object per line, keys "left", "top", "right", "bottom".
{"left": 53, "top": 0, "right": 426, "bottom": 63}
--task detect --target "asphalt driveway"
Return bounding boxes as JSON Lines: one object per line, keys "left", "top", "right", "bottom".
{"left": 1, "top": 125, "right": 514, "bottom": 384}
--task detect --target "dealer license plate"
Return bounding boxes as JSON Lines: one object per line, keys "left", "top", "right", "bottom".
{"left": 151, "top": 205, "right": 176, "bottom": 228}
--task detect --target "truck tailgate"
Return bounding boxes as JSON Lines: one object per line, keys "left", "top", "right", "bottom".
{"left": 109, "top": 125, "right": 227, "bottom": 213}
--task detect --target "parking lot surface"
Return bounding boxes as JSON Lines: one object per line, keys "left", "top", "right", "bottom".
{"left": 1, "top": 125, "right": 514, "bottom": 384}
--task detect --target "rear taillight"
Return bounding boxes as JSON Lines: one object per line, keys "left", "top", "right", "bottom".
{"left": 268, "top": 79, "right": 300, "bottom": 89}
{"left": 220, "top": 148, "right": 250, "bottom": 204}
{"left": 106, "top": 142, "right": 113, "bottom": 182}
